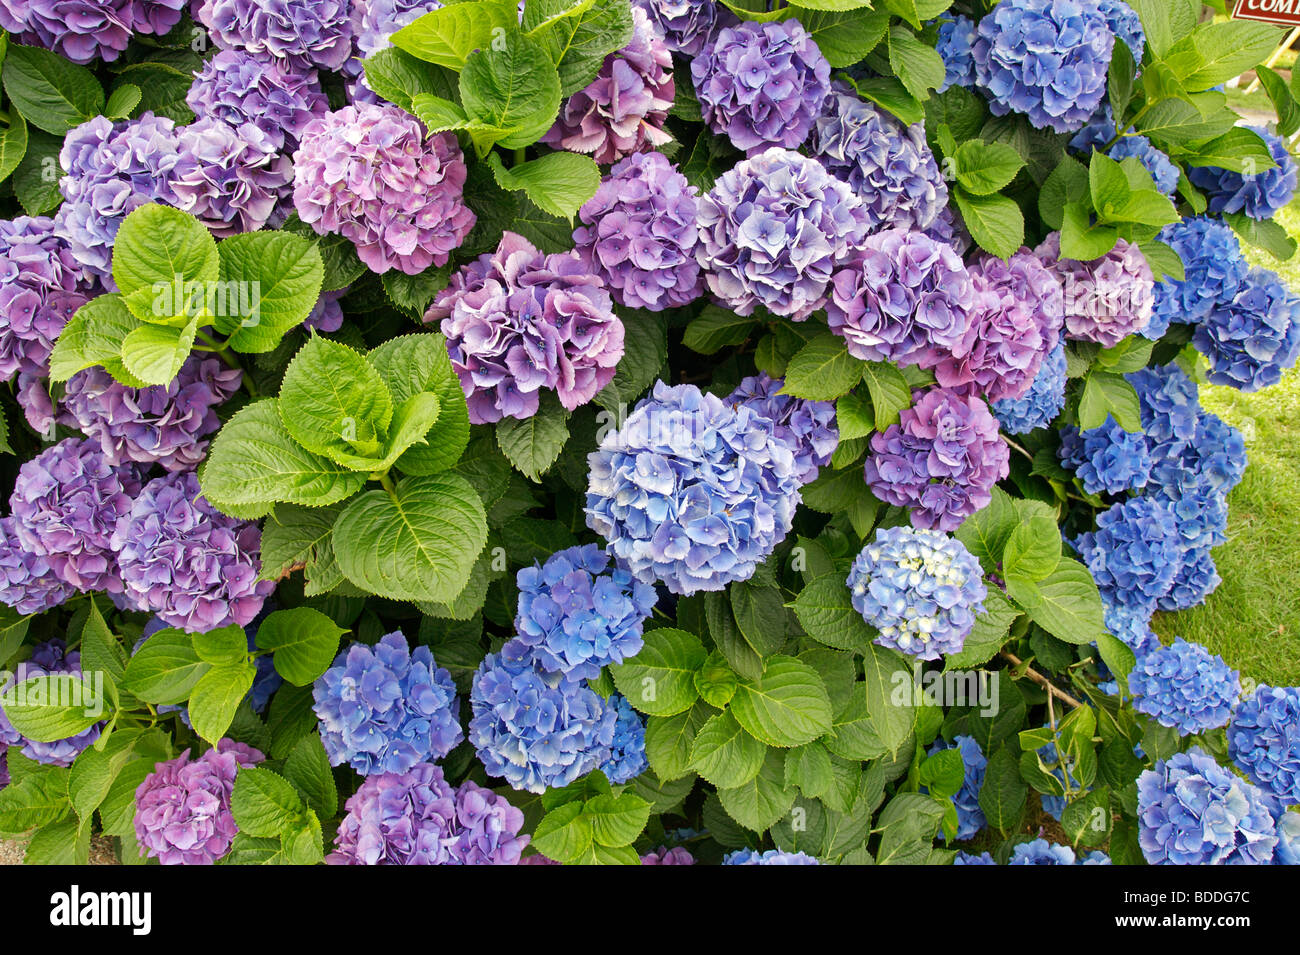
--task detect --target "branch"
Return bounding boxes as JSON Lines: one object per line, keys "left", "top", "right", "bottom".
{"left": 1000, "top": 651, "right": 1083, "bottom": 709}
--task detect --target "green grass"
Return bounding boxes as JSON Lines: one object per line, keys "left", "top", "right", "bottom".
{"left": 1151, "top": 202, "right": 1300, "bottom": 686}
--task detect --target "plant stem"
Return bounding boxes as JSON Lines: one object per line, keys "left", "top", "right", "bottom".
{"left": 1000, "top": 651, "right": 1083, "bottom": 708}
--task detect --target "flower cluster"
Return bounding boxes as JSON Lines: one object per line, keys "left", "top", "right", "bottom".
{"left": 313, "top": 632, "right": 463, "bottom": 777}
{"left": 0, "top": 0, "right": 186, "bottom": 63}
{"left": 633, "top": 0, "right": 730, "bottom": 56}
{"left": 1074, "top": 497, "right": 1184, "bottom": 614}
{"left": 1194, "top": 267, "right": 1300, "bottom": 392}
{"left": 196, "top": 0, "right": 353, "bottom": 70}
{"left": 511, "top": 544, "right": 656, "bottom": 681}
{"left": 1058, "top": 419, "right": 1152, "bottom": 495}
{"left": 1130, "top": 637, "right": 1240, "bottom": 735}
{"left": 691, "top": 19, "right": 831, "bottom": 153}
{"left": 1189, "top": 126, "right": 1297, "bottom": 221}
{"left": 429, "top": 231, "right": 624, "bottom": 424}
{"left": 927, "top": 735, "right": 988, "bottom": 840}
{"left": 133, "top": 740, "right": 266, "bottom": 865}
{"left": 1148, "top": 217, "right": 1250, "bottom": 340}
{"left": 585, "top": 381, "right": 801, "bottom": 595}
{"left": 864, "top": 386, "right": 1010, "bottom": 532}
{"left": 0, "top": 640, "right": 102, "bottom": 766}
{"left": 993, "top": 341, "right": 1068, "bottom": 435}
{"left": 572, "top": 151, "right": 702, "bottom": 312}
{"left": 724, "top": 849, "right": 820, "bottom": 865}
{"left": 0, "top": 517, "right": 75, "bottom": 615}
{"left": 169, "top": 118, "right": 294, "bottom": 238}
{"left": 187, "top": 49, "right": 329, "bottom": 153}
{"left": 112, "top": 470, "right": 274, "bottom": 630}
{"left": 1009, "top": 839, "right": 1079, "bottom": 865}
{"left": 600, "top": 693, "right": 648, "bottom": 785}
{"left": 1099, "top": 0, "right": 1144, "bottom": 60}
{"left": 697, "top": 147, "right": 867, "bottom": 320}
{"left": 810, "top": 85, "right": 948, "bottom": 233}
{"left": 1230, "top": 686, "right": 1300, "bottom": 805}
{"left": 725, "top": 373, "right": 838, "bottom": 485}
{"left": 641, "top": 846, "right": 696, "bottom": 865}
{"left": 543, "top": 5, "right": 674, "bottom": 165}
{"left": 936, "top": 15, "right": 978, "bottom": 91}
{"left": 292, "top": 102, "right": 475, "bottom": 274}
{"left": 1037, "top": 232, "right": 1154, "bottom": 346}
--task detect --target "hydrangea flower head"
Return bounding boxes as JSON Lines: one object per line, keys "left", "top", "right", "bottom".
{"left": 848, "top": 526, "right": 986, "bottom": 661}
{"left": 724, "top": 848, "right": 820, "bottom": 865}
{"left": 169, "top": 117, "right": 293, "bottom": 238}
{"left": 1074, "top": 497, "right": 1183, "bottom": 614}
{"left": 696, "top": 147, "right": 867, "bottom": 320}
{"left": 585, "top": 381, "right": 801, "bottom": 595}
{"left": 1057, "top": 419, "right": 1151, "bottom": 495}
{"left": 600, "top": 693, "right": 648, "bottom": 784}
{"left": 511, "top": 543, "right": 656, "bottom": 681}
{"left": 993, "top": 341, "right": 1067, "bottom": 435}
{"left": 1148, "top": 217, "right": 1249, "bottom": 339}
{"left": 187, "top": 49, "right": 329, "bottom": 152}
{"left": 1157, "top": 545, "right": 1222, "bottom": 612}
{"left": 936, "top": 15, "right": 978, "bottom": 91}
{"left": 1128, "top": 637, "right": 1239, "bottom": 735}
{"left": 1099, "top": 0, "right": 1144, "bottom": 61}
{"left": 1189, "top": 126, "right": 1297, "bottom": 221}
{"left": 1195, "top": 266, "right": 1300, "bottom": 392}
{"left": 0, "top": 0, "right": 186, "bottom": 64}
{"left": 0, "top": 639, "right": 102, "bottom": 765}
{"left": 641, "top": 846, "right": 696, "bottom": 864}
{"left": 1009, "top": 838, "right": 1077, "bottom": 864}
{"left": 293, "top": 103, "right": 475, "bottom": 275}
{"left": 927, "top": 734, "right": 988, "bottom": 840}
{"left": 1037, "top": 232, "right": 1153, "bottom": 346}
{"left": 313, "top": 632, "right": 463, "bottom": 776}
{"left": 0, "top": 517, "right": 75, "bottom": 616}
{"left": 1111, "top": 135, "right": 1178, "bottom": 195}
{"left": 1128, "top": 363, "right": 1200, "bottom": 446}
{"left": 573, "top": 151, "right": 702, "bottom": 312}
{"left": 864, "top": 386, "right": 1010, "bottom": 532}
{"left": 196, "top": 0, "right": 353, "bottom": 69}
{"left": 134, "top": 739, "right": 264, "bottom": 865}
{"left": 111, "top": 470, "right": 274, "bottom": 632}
{"left": 725, "top": 373, "right": 838, "bottom": 485}
{"left": 1230, "top": 686, "right": 1300, "bottom": 805}
{"left": 692, "top": 19, "right": 831, "bottom": 152}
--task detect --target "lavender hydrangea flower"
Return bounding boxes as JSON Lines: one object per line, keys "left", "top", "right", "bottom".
{"left": 697, "top": 147, "right": 867, "bottom": 320}
{"left": 345, "top": 0, "right": 443, "bottom": 101}
{"left": 1074, "top": 497, "right": 1183, "bottom": 614}
{"left": 600, "top": 693, "right": 648, "bottom": 785}
{"left": 810, "top": 85, "right": 948, "bottom": 233}
{"left": 972, "top": 0, "right": 1114, "bottom": 134}
{"left": 134, "top": 739, "right": 265, "bottom": 865}
{"left": 1195, "top": 267, "right": 1300, "bottom": 392}
{"left": 724, "top": 849, "right": 820, "bottom": 865}
{"left": 585, "top": 381, "right": 802, "bottom": 595}
{"left": 0, "top": 640, "right": 102, "bottom": 765}
{"left": 196, "top": 0, "right": 353, "bottom": 69}
{"left": 469, "top": 647, "right": 616, "bottom": 794}
{"left": 169, "top": 118, "right": 293, "bottom": 238}
{"left": 1037, "top": 232, "right": 1154, "bottom": 347}
{"left": 1230, "top": 686, "right": 1300, "bottom": 805}
{"left": 827, "top": 228, "right": 976, "bottom": 368}
{"left": 428, "top": 232, "right": 624, "bottom": 424}
{"left": 725, "top": 373, "right": 838, "bottom": 485}
{"left": 293, "top": 103, "right": 475, "bottom": 275}
{"left": 449, "top": 779, "right": 530, "bottom": 865}
{"left": 864, "top": 386, "right": 1010, "bottom": 532}
{"left": 0, "top": 215, "right": 96, "bottom": 381}
{"left": 641, "top": 846, "right": 696, "bottom": 864}
{"left": 936, "top": 15, "right": 978, "bottom": 91}
{"left": 1130, "top": 637, "right": 1239, "bottom": 735}
{"left": 573, "top": 151, "right": 702, "bottom": 311}
{"left": 62, "top": 355, "right": 242, "bottom": 472}
{"left": 10, "top": 437, "right": 143, "bottom": 594}
{"left": 55, "top": 114, "right": 183, "bottom": 281}
{"left": 632, "top": 0, "right": 729, "bottom": 56}
{"left": 303, "top": 288, "right": 345, "bottom": 333}
{"left": 543, "top": 5, "right": 674, "bottom": 165}
{"left": 0, "top": 0, "right": 186, "bottom": 64}
{"left": 1189, "top": 126, "right": 1297, "bottom": 221}
{"left": 0, "top": 517, "right": 75, "bottom": 615}
{"left": 1147, "top": 217, "right": 1249, "bottom": 340}
{"left": 1138, "top": 747, "right": 1279, "bottom": 865}
{"left": 927, "top": 735, "right": 988, "bottom": 840}
{"left": 187, "top": 50, "right": 329, "bottom": 152}
{"left": 511, "top": 544, "right": 656, "bottom": 681}
{"left": 313, "top": 632, "right": 463, "bottom": 776}
{"left": 1009, "top": 838, "right": 1077, "bottom": 864}
{"left": 993, "top": 341, "right": 1068, "bottom": 435}
{"left": 1057, "top": 419, "right": 1152, "bottom": 494}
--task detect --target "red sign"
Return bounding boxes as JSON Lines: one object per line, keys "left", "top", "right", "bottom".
{"left": 1233, "top": 0, "right": 1300, "bottom": 27}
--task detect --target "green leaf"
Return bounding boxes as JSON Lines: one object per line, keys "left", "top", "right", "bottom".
{"left": 0, "top": 675, "right": 105, "bottom": 743}
{"left": 1225, "top": 212, "right": 1298, "bottom": 263}
{"left": 887, "top": 24, "right": 944, "bottom": 101}
{"left": 852, "top": 75, "right": 924, "bottom": 125}
{"left": 876, "top": 791, "right": 946, "bottom": 864}
{"left": 278, "top": 336, "right": 395, "bottom": 468}
{"left": 690, "top": 710, "right": 766, "bottom": 789}
{"left": 644, "top": 705, "right": 708, "bottom": 782}
{"left": 1181, "top": 126, "right": 1276, "bottom": 176}
{"left": 255, "top": 607, "right": 347, "bottom": 686}
{"left": 113, "top": 204, "right": 220, "bottom": 324}
{"left": 953, "top": 189, "right": 1024, "bottom": 259}
{"left": 682, "top": 305, "right": 757, "bottom": 353}
{"left": 716, "top": 748, "right": 797, "bottom": 832}
{"left": 730, "top": 656, "right": 833, "bottom": 748}
{"left": 729, "top": 580, "right": 786, "bottom": 657}
{"left": 0, "top": 772, "right": 70, "bottom": 833}
{"left": 0, "top": 110, "right": 27, "bottom": 185}
{"left": 459, "top": 27, "right": 562, "bottom": 151}
{"left": 122, "top": 630, "right": 209, "bottom": 705}
{"left": 496, "top": 393, "right": 570, "bottom": 481}
{"left": 333, "top": 473, "right": 488, "bottom": 603}
{"left": 282, "top": 734, "right": 338, "bottom": 820}
{"left": 880, "top": 0, "right": 953, "bottom": 30}
{"left": 978, "top": 747, "right": 1027, "bottom": 833}
{"left": 862, "top": 643, "right": 915, "bottom": 756}
{"left": 792, "top": 573, "right": 875, "bottom": 653}
{"left": 781, "top": 333, "right": 863, "bottom": 401}
{"left": 47, "top": 294, "right": 145, "bottom": 385}
{"left": 119, "top": 319, "right": 197, "bottom": 386}
{"left": 532, "top": 801, "right": 592, "bottom": 862}
{"left": 230, "top": 767, "right": 307, "bottom": 838}
{"left": 13, "top": 127, "right": 63, "bottom": 215}
{"left": 362, "top": 47, "right": 455, "bottom": 113}
{"left": 192, "top": 625, "right": 248, "bottom": 666}
{"left": 797, "top": 8, "right": 888, "bottom": 68}
{"left": 1180, "top": 21, "right": 1281, "bottom": 91}
{"left": 1079, "top": 371, "right": 1142, "bottom": 432}
{"left": 954, "top": 139, "right": 1025, "bottom": 195}
{"left": 944, "top": 587, "right": 1021, "bottom": 670}
{"left": 859, "top": 360, "right": 912, "bottom": 430}
{"left": 369, "top": 333, "right": 472, "bottom": 475}
{"left": 1258, "top": 65, "right": 1300, "bottom": 138}
{"left": 188, "top": 663, "right": 256, "bottom": 746}
{"left": 390, "top": 0, "right": 518, "bottom": 69}
{"left": 834, "top": 392, "right": 874, "bottom": 441}
{"left": 1, "top": 44, "right": 103, "bottom": 134}
{"left": 1002, "top": 512, "right": 1061, "bottom": 583}
{"left": 1005, "top": 556, "right": 1105, "bottom": 645}
{"left": 955, "top": 486, "right": 1018, "bottom": 574}
{"left": 609, "top": 628, "right": 707, "bottom": 717}
{"left": 581, "top": 792, "right": 652, "bottom": 847}
{"left": 215, "top": 232, "right": 325, "bottom": 352}
{"left": 532, "top": 0, "right": 634, "bottom": 96}
{"left": 486, "top": 150, "right": 600, "bottom": 220}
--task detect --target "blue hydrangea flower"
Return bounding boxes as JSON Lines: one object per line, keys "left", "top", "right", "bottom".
{"left": 1157, "top": 546, "right": 1222, "bottom": 612}
{"left": 510, "top": 544, "right": 656, "bottom": 682}
{"left": 599, "top": 693, "right": 647, "bottom": 785}
{"left": 1184, "top": 410, "right": 1248, "bottom": 494}
{"left": 724, "top": 849, "right": 820, "bottom": 865}
{"left": 1098, "top": 0, "right": 1144, "bottom": 61}
{"left": 1147, "top": 217, "right": 1249, "bottom": 340}
{"left": 936, "top": 15, "right": 977, "bottom": 91}
{"left": 1195, "top": 266, "right": 1300, "bottom": 392}
{"left": 313, "top": 632, "right": 463, "bottom": 776}
{"left": 1138, "top": 747, "right": 1279, "bottom": 864}
{"left": 1130, "top": 637, "right": 1239, "bottom": 735}
{"left": 847, "top": 526, "right": 987, "bottom": 661}
{"left": 1190, "top": 126, "right": 1297, "bottom": 221}
{"left": 1128, "top": 364, "right": 1200, "bottom": 446}
{"left": 993, "top": 341, "right": 1067, "bottom": 435}
{"left": 954, "top": 850, "right": 996, "bottom": 865}
{"left": 972, "top": 0, "right": 1114, "bottom": 133}
{"left": 928, "top": 735, "right": 987, "bottom": 841}
{"left": 1272, "top": 802, "right": 1300, "bottom": 865}
{"left": 1103, "top": 594, "right": 1160, "bottom": 656}
{"left": 1075, "top": 497, "right": 1184, "bottom": 614}
{"left": 1146, "top": 461, "right": 1228, "bottom": 554}
{"left": 1111, "top": 135, "right": 1178, "bottom": 195}
{"left": 1079, "top": 849, "right": 1113, "bottom": 864}
{"left": 469, "top": 647, "right": 616, "bottom": 794}
{"left": 1010, "top": 838, "right": 1077, "bottom": 864}
{"left": 725, "top": 373, "right": 839, "bottom": 486}
{"left": 586, "top": 381, "right": 802, "bottom": 596}
{"left": 1057, "top": 419, "right": 1152, "bottom": 495}
{"left": 1230, "top": 686, "right": 1300, "bottom": 805}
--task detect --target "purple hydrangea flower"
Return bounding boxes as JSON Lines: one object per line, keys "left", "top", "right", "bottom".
{"left": 691, "top": 19, "right": 831, "bottom": 153}
{"left": 1010, "top": 838, "right": 1077, "bottom": 864}
{"left": 313, "top": 632, "right": 463, "bottom": 776}
{"left": 429, "top": 231, "right": 624, "bottom": 424}
{"left": 510, "top": 543, "right": 656, "bottom": 681}
{"left": 573, "top": 151, "right": 702, "bottom": 311}
{"left": 303, "top": 288, "right": 345, "bottom": 333}
{"left": 187, "top": 49, "right": 329, "bottom": 153}
{"left": 0, "top": 215, "right": 96, "bottom": 381}
{"left": 827, "top": 228, "right": 976, "bottom": 368}
{"left": 993, "top": 341, "right": 1068, "bottom": 435}
{"left": 1138, "top": 747, "right": 1279, "bottom": 865}
{"left": 0, "top": 517, "right": 75, "bottom": 615}
{"left": 1148, "top": 217, "right": 1249, "bottom": 340}
{"left": 1190, "top": 126, "right": 1297, "bottom": 221}
{"left": 61, "top": 354, "right": 242, "bottom": 472}
{"left": 864, "top": 386, "right": 1010, "bottom": 532}
{"left": 169, "top": 117, "right": 294, "bottom": 238}
{"left": 586, "top": 381, "right": 802, "bottom": 595}
{"left": 292, "top": 103, "right": 475, "bottom": 275}
{"left": 725, "top": 373, "right": 838, "bottom": 485}
{"left": 0, "top": 0, "right": 186, "bottom": 64}
{"left": 10, "top": 437, "right": 143, "bottom": 593}
{"left": 641, "top": 846, "right": 696, "bottom": 864}
{"left": 697, "top": 147, "right": 867, "bottom": 320}
{"left": 196, "top": 0, "right": 353, "bottom": 70}
{"left": 1057, "top": 419, "right": 1152, "bottom": 495}
{"left": 469, "top": 647, "right": 616, "bottom": 794}
{"left": 632, "top": 0, "right": 729, "bottom": 56}
{"left": 972, "top": 0, "right": 1114, "bottom": 133}
{"left": 937, "top": 15, "right": 978, "bottom": 91}
{"left": 345, "top": 0, "right": 443, "bottom": 101}
{"left": 1037, "top": 232, "right": 1154, "bottom": 347}
{"left": 110, "top": 469, "right": 273, "bottom": 631}
{"left": 449, "top": 779, "right": 530, "bottom": 865}
{"left": 810, "top": 84, "right": 948, "bottom": 233}
{"left": 134, "top": 739, "right": 266, "bottom": 865}
{"left": 542, "top": 5, "right": 674, "bottom": 165}
{"left": 928, "top": 734, "right": 988, "bottom": 840}
{"left": 1195, "top": 267, "right": 1300, "bottom": 392}
{"left": 724, "top": 848, "right": 820, "bottom": 865}
{"left": 1074, "top": 497, "right": 1183, "bottom": 614}
{"left": 600, "top": 692, "right": 647, "bottom": 785}
{"left": 1130, "top": 637, "right": 1239, "bottom": 735}
{"left": 848, "top": 525, "right": 986, "bottom": 661}
{"left": 0, "top": 640, "right": 103, "bottom": 766}
{"left": 55, "top": 114, "right": 183, "bottom": 281}
{"left": 925, "top": 204, "right": 972, "bottom": 257}
{"left": 1230, "top": 686, "right": 1300, "bottom": 805}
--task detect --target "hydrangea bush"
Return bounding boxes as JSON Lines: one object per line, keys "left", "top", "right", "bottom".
{"left": 0, "top": 0, "right": 1297, "bottom": 870}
